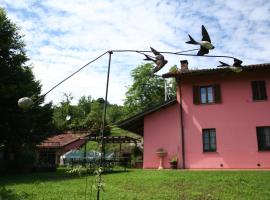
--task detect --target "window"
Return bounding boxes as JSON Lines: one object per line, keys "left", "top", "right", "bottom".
{"left": 200, "top": 86, "right": 214, "bottom": 104}
{"left": 202, "top": 129, "right": 216, "bottom": 152}
{"left": 252, "top": 81, "right": 267, "bottom": 101}
{"left": 193, "top": 84, "right": 221, "bottom": 105}
{"left": 257, "top": 127, "right": 270, "bottom": 151}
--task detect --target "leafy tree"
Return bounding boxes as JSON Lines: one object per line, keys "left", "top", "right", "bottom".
{"left": 167, "top": 65, "right": 177, "bottom": 99}
{"left": 78, "top": 95, "right": 92, "bottom": 115}
{"left": 53, "top": 93, "right": 77, "bottom": 130}
{"left": 123, "top": 63, "right": 176, "bottom": 116}
{"left": 107, "top": 104, "right": 124, "bottom": 123}
{"left": 83, "top": 100, "right": 104, "bottom": 133}
{"left": 0, "top": 8, "right": 54, "bottom": 170}
{"left": 52, "top": 95, "right": 113, "bottom": 134}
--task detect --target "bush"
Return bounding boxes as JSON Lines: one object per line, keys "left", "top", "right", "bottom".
{"left": 19, "top": 148, "right": 37, "bottom": 166}
{"left": 8, "top": 147, "right": 37, "bottom": 172}
{"left": 0, "top": 187, "right": 30, "bottom": 200}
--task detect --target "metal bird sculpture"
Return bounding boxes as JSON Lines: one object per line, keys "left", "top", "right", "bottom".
{"left": 143, "top": 47, "right": 168, "bottom": 74}
{"left": 217, "top": 58, "right": 243, "bottom": 73}
{"left": 186, "top": 25, "right": 215, "bottom": 56}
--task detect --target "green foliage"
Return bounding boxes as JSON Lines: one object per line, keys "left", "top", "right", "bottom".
{"left": 132, "top": 146, "right": 142, "bottom": 158}
{"left": 18, "top": 147, "right": 37, "bottom": 166}
{"left": 94, "top": 167, "right": 105, "bottom": 192}
{"left": 53, "top": 93, "right": 87, "bottom": 131}
{"left": 0, "top": 8, "right": 54, "bottom": 171}
{"left": 170, "top": 155, "right": 178, "bottom": 163}
{"left": 84, "top": 100, "right": 104, "bottom": 133}
{"left": 123, "top": 63, "right": 176, "bottom": 117}
{"left": 52, "top": 94, "right": 123, "bottom": 135}
{"left": 107, "top": 104, "right": 124, "bottom": 123}
{"left": 0, "top": 187, "right": 31, "bottom": 200}
{"left": 168, "top": 65, "right": 177, "bottom": 99}
{"left": 67, "top": 165, "right": 95, "bottom": 176}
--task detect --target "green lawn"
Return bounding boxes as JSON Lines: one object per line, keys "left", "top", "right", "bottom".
{"left": 1, "top": 168, "right": 270, "bottom": 200}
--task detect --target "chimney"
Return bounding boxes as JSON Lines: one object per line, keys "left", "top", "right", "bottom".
{"left": 180, "top": 60, "right": 188, "bottom": 71}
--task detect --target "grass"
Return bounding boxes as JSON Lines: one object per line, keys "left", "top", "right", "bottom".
{"left": 1, "top": 168, "right": 270, "bottom": 200}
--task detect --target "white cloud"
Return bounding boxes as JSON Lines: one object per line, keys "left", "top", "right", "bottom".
{"left": 1, "top": 0, "right": 270, "bottom": 105}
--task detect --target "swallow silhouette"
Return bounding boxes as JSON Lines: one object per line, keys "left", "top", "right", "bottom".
{"left": 217, "top": 58, "right": 243, "bottom": 72}
{"left": 217, "top": 58, "right": 243, "bottom": 68}
{"left": 143, "top": 47, "right": 168, "bottom": 73}
{"left": 186, "top": 25, "right": 215, "bottom": 56}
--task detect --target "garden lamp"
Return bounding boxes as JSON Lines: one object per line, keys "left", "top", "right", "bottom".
{"left": 18, "top": 97, "right": 34, "bottom": 109}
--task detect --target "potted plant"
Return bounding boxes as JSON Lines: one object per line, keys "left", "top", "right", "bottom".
{"left": 170, "top": 156, "right": 178, "bottom": 169}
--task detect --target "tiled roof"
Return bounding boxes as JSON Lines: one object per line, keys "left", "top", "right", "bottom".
{"left": 162, "top": 63, "right": 270, "bottom": 78}
{"left": 37, "top": 132, "right": 90, "bottom": 148}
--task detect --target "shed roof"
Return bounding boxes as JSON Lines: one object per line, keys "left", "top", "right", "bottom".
{"left": 37, "top": 132, "right": 90, "bottom": 149}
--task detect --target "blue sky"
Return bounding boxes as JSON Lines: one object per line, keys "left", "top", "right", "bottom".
{"left": 1, "top": 0, "right": 270, "bottom": 105}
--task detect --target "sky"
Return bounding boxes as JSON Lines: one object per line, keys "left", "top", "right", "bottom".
{"left": 1, "top": 0, "right": 270, "bottom": 105}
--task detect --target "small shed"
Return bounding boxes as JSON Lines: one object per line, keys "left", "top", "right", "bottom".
{"left": 36, "top": 132, "right": 90, "bottom": 169}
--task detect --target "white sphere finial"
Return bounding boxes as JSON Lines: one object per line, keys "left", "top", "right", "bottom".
{"left": 18, "top": 97, "right": 34, "bottom": 109}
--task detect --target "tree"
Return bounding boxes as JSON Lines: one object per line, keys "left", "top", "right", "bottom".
{"left": 123, "top": 63, "right": 176, "bottom": 116}
{"left": 107, "top": 104, "right": 124, "bottom": 123}
{"left": 0, "top": 8, "right": 54, "bottom": 171}
{"left": 167, "top": 65, "right": 177, "bottom": 99}
{"left": 52, "top": 95, "right": 113, "bottom": 134}
{"left": 52, "top": 93, "right": 73, "bottom": 130}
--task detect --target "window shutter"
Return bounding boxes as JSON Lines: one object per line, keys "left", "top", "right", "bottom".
{"left": 252, "top": 81, "right": 259, "bottom": 100}
{"left": 193, "top": 85, "right": 200, "bottom": 105}
{"left": 252, "top": 81, "right": 267, "bottom": 100}
{"left": 260, "top": 81, "right": 267, "bottom": 100}
{"left": 214, "top": 84, "right": 222, "bottom": 103}
{"left": 256, "top": 127, "right": 264, "bottom": 151}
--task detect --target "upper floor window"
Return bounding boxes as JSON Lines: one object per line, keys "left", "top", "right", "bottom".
{"left": 200, "top": 86, "right": 214, "bottom": 104}
{"left": 257, "top": 126, "right": 270, "bottom": 151}
{"left": 202, "top": 129, "right": 217, "bottom": 152}
{"left": 252, "top": 81, "right": 267, "bottom": 101}
{"left": 193, "top": 84, "right": 221, "bottom": 105}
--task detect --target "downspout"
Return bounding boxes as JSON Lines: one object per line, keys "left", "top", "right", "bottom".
{"left": 178, "top": 77, "right": 185, "bottom": 169}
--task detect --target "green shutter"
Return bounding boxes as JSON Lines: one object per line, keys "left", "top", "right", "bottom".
{"left": 193, "top": 85, "right": 200, "bottom": 105}
{"left": 214, "top": 84, "right": 222, "bottom": 103}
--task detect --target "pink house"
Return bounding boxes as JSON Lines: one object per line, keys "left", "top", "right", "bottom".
{"left": 119, "top": 62, "right": 270, "bottom": 169}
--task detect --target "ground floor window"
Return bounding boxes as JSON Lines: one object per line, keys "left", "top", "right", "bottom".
{"left": 257, "top": 126, "right": 270, "bottom": 151}
{"left": 202, "top": 129, "right": 216, "bottom": 152}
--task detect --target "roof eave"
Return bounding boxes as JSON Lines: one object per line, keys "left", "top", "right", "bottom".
{"left": 162, "top": 63, "right": 270, "bottom": 78}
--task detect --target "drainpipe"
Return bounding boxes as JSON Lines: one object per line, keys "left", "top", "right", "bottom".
{"left": 178, "top": 78, "right": 185, "bottom": 169}
{"left": 178, "top": 60, "right": 188, "bottom": 169}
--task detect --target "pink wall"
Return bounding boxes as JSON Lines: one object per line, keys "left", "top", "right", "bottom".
{"left": 180, "top": 72, "right": 270, "bottom": 169}
{"left": 143, "top": 104, "right": 181, "bottom": 169}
